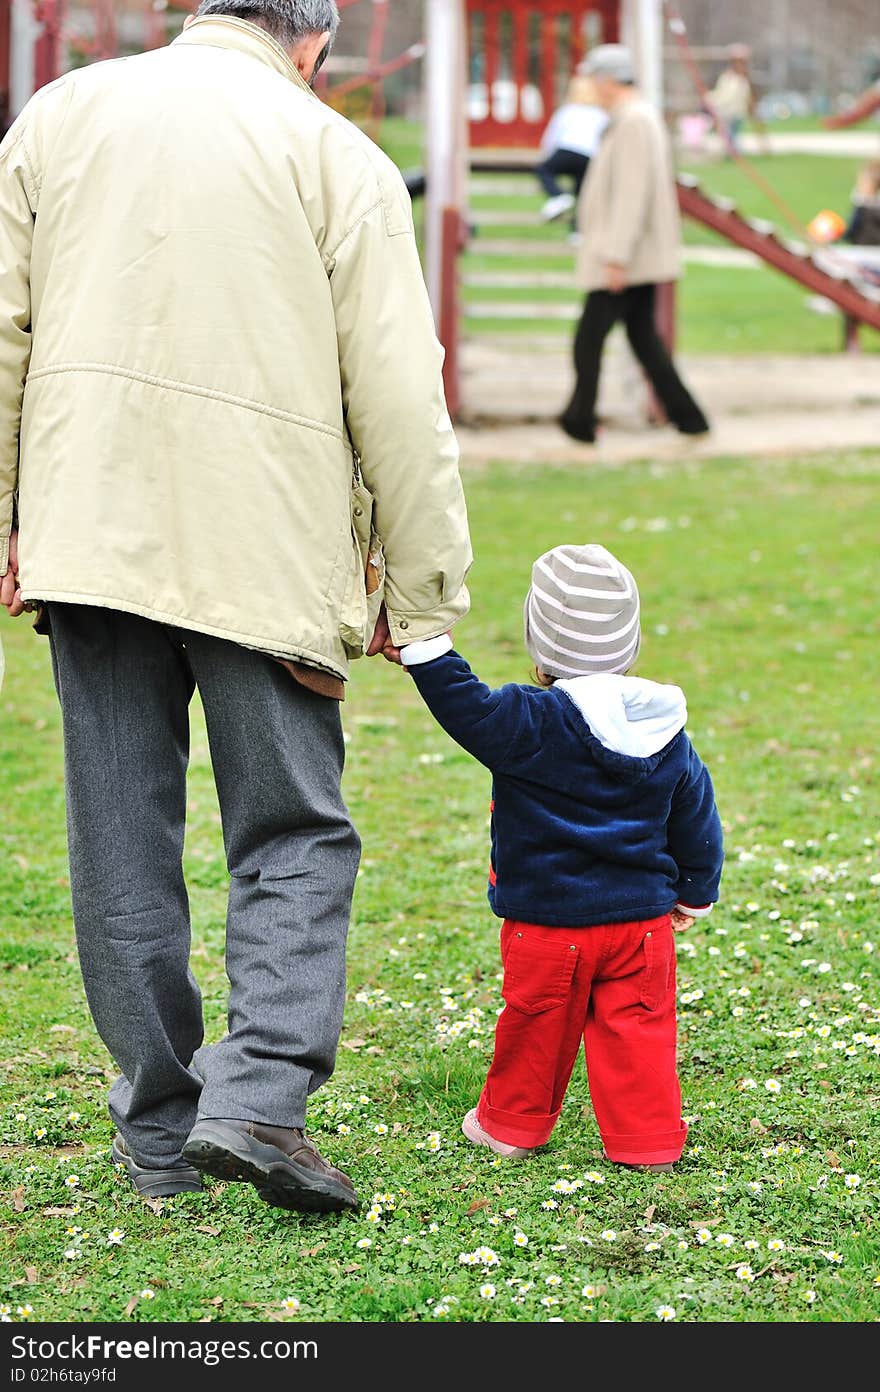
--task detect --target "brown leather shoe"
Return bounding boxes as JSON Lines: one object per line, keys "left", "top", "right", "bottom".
{"left": 182, "top": 1118, "right": 359, "bottom": 1214}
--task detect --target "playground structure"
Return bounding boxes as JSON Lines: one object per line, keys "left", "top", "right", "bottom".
{"left": 425, "top": 0, "right": 880, "bottom": 413}
{"left": 3, "top": 0, "right": 880, "bottom": 422}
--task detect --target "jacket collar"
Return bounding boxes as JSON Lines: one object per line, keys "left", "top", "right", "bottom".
{"left": 172, "top": 16, "right": 316, "bottom": 99}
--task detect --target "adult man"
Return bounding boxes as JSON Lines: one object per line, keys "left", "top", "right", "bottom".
{"left": 0, "top": 0, "right": 472, "bottom": 1214}
{"left": 559, "top": 44, "right": 710, "bottom": 445}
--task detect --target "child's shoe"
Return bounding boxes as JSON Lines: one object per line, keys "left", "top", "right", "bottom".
{"left": 461, "top": 1108, "right": 535, "bottom": 1159}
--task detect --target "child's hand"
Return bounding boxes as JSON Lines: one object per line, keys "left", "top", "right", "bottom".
{"left": 671, "top": 909, "right": 695, "bottom": 933}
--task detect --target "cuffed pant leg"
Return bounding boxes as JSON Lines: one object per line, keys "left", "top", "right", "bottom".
{"left": 584, "top": 917, "right": 688, "bottom": 1165}
{"left": 182, "top": 633, "right": 361, "bottom": 1128}
{"left": 477, "top": 921, "right": 595, "bottom": 1148}
{"left": 46, "top": 604, "right": 202, "bottom": 1168}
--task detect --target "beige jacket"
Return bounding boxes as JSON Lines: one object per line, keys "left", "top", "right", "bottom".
{"left": 0, "top": 18, "right": 472, "bottom": 680}
{"left": 576, "top": 95, "right": 682, "bottom": 292}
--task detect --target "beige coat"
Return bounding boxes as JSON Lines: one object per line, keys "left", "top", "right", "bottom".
{"left": 576, "top": 95, "right": 682, "bottom": 292}
{"left": 0, "top": 18, "right": 472, "bottom": 680}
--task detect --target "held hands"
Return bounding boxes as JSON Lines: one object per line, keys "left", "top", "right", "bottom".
{"left": 365, "top": 602, "right": 403, "bottom": 664}
{"left": 605, "top": 262, "right": 628, "bottom": 294}
{"left": 0, "top": 530, "right": 26, "bottom": 618}
{"left": 366, "top": 607, "right": 455, "bottom": 669}
{"left": 670, "top": 908, "right": 695, "bottom": 933}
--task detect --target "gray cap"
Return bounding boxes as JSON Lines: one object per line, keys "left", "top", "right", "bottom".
{"left": 579, "top": 43, "right": 635, "bottom": 84}
{"left": 524, "top": 543, "right": 641, "bottom": 679}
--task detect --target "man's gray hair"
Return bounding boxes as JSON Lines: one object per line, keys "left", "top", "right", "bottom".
{"left": 194, "top": 0, "right": 340, "bottom": 49}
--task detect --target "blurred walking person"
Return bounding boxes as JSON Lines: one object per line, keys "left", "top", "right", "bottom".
{"left": 560, "top": 45, "right": 709, "bottom": 445}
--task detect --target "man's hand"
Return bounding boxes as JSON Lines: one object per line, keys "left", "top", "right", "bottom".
{"left": 605, "top": 262, "right": 628, "bottom": 294}
{"left": 670, "top": 908, "right": 695, "bottom": 933}
{"left": 366, "top": 602, "right": 402, "bottom": 664}
{"left": 0, "top": 530, "right": 26, "bottom": 618}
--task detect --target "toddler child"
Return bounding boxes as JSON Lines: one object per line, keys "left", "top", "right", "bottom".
{"left": 399, "top": 543, "right": 724, "bottom": 1170}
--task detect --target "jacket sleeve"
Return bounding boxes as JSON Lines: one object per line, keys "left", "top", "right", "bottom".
{"left": 598, "top": 114, "right": 655, "bottom": 269}
{"left": 404, "top": 649, "right": 533, "bottom": 771}
{"left": 328, "top": 164, "right": 473, "bottom": 648}
{"left": 0, "top": 120, "right": 37, "bottom": 577}
{"left": 667, "top": 740, "right": 724, "bottom": 909}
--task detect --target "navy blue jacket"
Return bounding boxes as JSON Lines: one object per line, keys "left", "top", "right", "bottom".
{"left": 407, "top": 651, "right": 724, "bottom": 928}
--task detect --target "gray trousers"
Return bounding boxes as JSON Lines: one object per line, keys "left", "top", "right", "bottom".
{"left": 46, "top": 603, "right": 361, "bottom": 1167}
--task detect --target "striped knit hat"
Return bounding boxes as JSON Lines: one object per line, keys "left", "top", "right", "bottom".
{"left": 523, "top": 543, "right": 641, "bottom": 679}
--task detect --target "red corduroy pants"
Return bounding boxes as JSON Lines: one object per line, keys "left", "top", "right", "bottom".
{"left": 476, "top": 915, "right": 688, "bottom": 1165}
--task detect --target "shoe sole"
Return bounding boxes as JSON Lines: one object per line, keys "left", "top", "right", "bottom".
{"left": 461, "top": 1111, "right": 534, "bottom": 1159}
{"left": 182, "top": 1125, "right": 359, "bottom": 1215}
{"left": 110, "top": 1138, "right": 203, "bottom": 1198}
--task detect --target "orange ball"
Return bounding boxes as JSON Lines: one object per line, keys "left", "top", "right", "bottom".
{"left": 807, "top": 209, "right": 846, "bottom": 243}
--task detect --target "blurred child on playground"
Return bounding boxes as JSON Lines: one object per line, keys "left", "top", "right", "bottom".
{"left": 706, "top": 44, "right": 760, "bottom": 157}
{"left": 393, "top": 543, "right": 724, "bottom": 1170}
{"left": 807, "top": 160, "right": 880, "bottom": 287}
{"left": 535, "top": 69, "right": 608, "bottom": 232}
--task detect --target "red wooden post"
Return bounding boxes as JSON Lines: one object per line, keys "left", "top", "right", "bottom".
{"left": 843, "top": 315, "right": 861, "bottom": 353}
{"left": 33, "top": 0, "right": 64, "bottom": 92}
{"left": 647, "top": 280, "right": 677, "bottom": 425}
{"left": 1, "top": 0, "right": 11, "bottom": 131}
{"left": 655, "top": 280, "right": 676, "bottom": 353}
{"left": 439, "top": 205, "right": 463, "bottom": 419}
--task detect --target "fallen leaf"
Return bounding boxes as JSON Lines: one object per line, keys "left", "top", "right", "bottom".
{"left": 195, "top": 1225, "right": 221, "bottom": 1237}
{"left": 142, "top": 1198, "right": 165, "bottom": 1216}
{"left": 466, "top": 1199, "right": 490, "bottom": 1215}
{"left": 123, "top": 1296, "right": 139, "bottom": 1317}
{"left": 643, "top": 1204, "right": 656, "bottom": 1224}
{"left": 826, "top": 1150, "right": 841, "bottom": 1169}
{"left": 209, "top": 1296, "right": 223, "bottom": 1306}
{"left": 342, "top": 1263, "right": 360, "bottom": 1273}
{"left": 749, "top": 1117, "right": 768, "bottom": 1133}
{"left": 340, "top": 1038, "right": 366, "bottom": 1051}
{"left": 12, "top": 1187, "right": 25, "bottom": 1213}
{"left": 42, "top": 1206, "right": 77, "bottom": 1217}
{"left": 299, "top": 1245, "right": 326, "bottom": 1257}
{"left": 25, "top": 1267, "right": 38, "bottom": 1284}
{"left": 49, "top": 1025, "right": 76, "bottom": 1034}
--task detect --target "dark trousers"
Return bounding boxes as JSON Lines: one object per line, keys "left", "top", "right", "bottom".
{"left": 562, "top": 283, "right": 709, "bottom": 439}
{"left": 46, "top": 603, "right": 361, "bottom": 1166}
{"left": 535, "top": 148, "right": 590, "bottom": 201}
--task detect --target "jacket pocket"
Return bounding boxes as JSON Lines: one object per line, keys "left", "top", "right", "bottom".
{"left": 339, "top": 473, "right": 386, "bottom": 657}
{"left": 638, "top": 919, "right": 674, "bottom": 1012}
{"left": 501, "top": 929, "right": 579, "bottom": 1015}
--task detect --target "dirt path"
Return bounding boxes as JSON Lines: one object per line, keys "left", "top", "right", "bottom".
{"left": 455, "top": 338, "right": 880, "bottom": 466}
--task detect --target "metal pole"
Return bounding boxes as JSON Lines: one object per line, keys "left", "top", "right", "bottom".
{"left": 424, "top": 0, "right": 465, "bottom": 416}
{"left": 625, "top": 0, "right": 663, "bottom": 111}
{"left": 424, "top": 0, "right": 463, "bottom": 320}
{"left": 10, "top": 0, "right": 38, "bottom": 116}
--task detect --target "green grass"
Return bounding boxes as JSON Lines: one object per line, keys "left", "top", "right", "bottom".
{"left": 1, "top": 448, "right": 879, "bottom": 1324}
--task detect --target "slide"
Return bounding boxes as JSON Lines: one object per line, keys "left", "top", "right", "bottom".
{"left": 676, "top": 173, "right": 880, "bottom": 335}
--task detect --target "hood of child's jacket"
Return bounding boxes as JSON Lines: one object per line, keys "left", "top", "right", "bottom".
{"left": 555, "top": 673, "right": 688, "bottom": 782}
